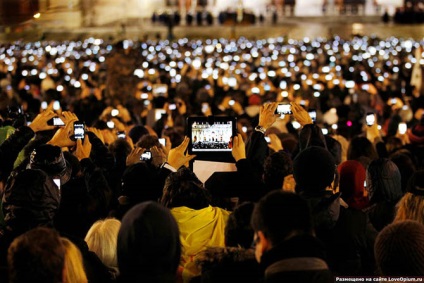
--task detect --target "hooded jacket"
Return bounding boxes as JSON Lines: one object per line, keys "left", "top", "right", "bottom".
{"left": 171, "top": 205, "right": 230, "bottom": 282}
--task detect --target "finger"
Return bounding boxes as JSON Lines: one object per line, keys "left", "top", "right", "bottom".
{"left": 186, "top": 154, "right": 196, "bottom": 162}
{"left": 179, "top": 137, "right": 189, "bottom": 149}
{"left": 76, "top": 138, "right": 82, "bottom": 147}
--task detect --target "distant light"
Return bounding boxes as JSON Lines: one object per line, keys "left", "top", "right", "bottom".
{"left": 33, "top": 13, "right": 40, "bottom": 19}
{"left": 346, "top": 121, "right": 352, "bottom": 127}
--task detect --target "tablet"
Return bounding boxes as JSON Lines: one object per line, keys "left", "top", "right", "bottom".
{"left": 187, "top": 116, "right": 237, "bottom": 161}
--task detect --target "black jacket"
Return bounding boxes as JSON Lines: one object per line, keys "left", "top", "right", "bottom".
{"left": 260, "top": 234, "right": 332, "bottom": 283}
{"left": 301, "top": 191, "right": 376, "bottom": 275}
{"left": 0, "top": 126, "right": 34, "bottom": 181}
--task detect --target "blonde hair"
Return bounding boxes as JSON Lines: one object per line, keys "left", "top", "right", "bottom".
{"left": 394, "top": 193, "right": 424, "bottom": 225}
{"left": 61, "top": 237, "right": 88, "bottom": 283}
{"left": 85, "top": 218, "right": 121, "bottom": 269}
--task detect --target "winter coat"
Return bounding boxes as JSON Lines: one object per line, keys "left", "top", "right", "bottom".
{"left": 260, "top": 234, "right": 332, "bottom": 283}
{"left": 194, "top": 247, "right": 261, "bottom": 283}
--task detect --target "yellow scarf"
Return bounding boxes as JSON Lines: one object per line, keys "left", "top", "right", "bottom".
{"left": 171, "top": 205, "right": 230, "bottom": 282}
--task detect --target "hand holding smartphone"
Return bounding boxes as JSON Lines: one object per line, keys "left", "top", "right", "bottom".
{"left": 73, "top": 121, "right": 85, "bottom": 140}
{"left": 275, "top": 104, "right": 292, "bottom": 115}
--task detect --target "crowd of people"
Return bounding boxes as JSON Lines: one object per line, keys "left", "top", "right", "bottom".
{"left": 0, "top": 33, "right": 423, "bottom": 282}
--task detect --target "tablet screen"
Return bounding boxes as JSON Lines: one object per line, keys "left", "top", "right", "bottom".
{"left": 188, "top": 116, "right": 237, "bottom": 153}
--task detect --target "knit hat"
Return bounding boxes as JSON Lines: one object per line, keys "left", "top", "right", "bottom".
{"left": 375, "top": 220, "right": 424, "bottom": 276}
{"left": 338, "top": 160, "right": 369, "bottom": 210}
{"left": 117, "top": 201, "right": 181, "bottom": 282}
{"left": 248, "top": 94, "right": 261, "bottom": 106}
{"left": 366, "top": 158, "right": 402, "bottom": 204}
{"left": 28, "top": 144, "right": 72, "bottom": 185}
{"left": 406, "top": 170, "right": 424, "bottom": 196}
{"left": 408, "top": 123, "right": 424, "bottom": 144}
{"left": 293, "top": 146, "right": 336, "bottom": 192}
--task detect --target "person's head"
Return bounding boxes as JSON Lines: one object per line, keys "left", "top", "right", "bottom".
{"left": 128, "top": 125, "right": 149, "bottom": 144}
{"left": 338, "top": 160, "right": 369, "bottom": 210}
{"left": 85, "top": 218, "right": 121, "bottom": 270}
{"left": 2, "top": 169, "right": 61, "bottom": 235}
{"left": 225, "top": 202, "right": 255, "bottom": 249}
{"left": 375, "top": 220, "right": 424, "bottom": 276}
{"left": 108, "top": 138, "right": 132, "bottom": 160}
{"left": 389, "top": 150, "right": 417, "bottom": 193}
{"left": 293, "top": 146, "right": 336, "bottom": 194}
{"left": 298, "top": 124, "right": 327, "bottom": 151}
{"left": 28, "top": 144, "right": 72, "bottom": 185}
{"left": 136, "top": 134, "right": 161, "bottom": 150}
{"left": 262, "top": 151, "right": 293, "bottom": 191}
{"left": 61, "top": 237, "right": 88, "bottom": 283}
{"left": 366, "top": 158, "right": 402, "bottom": 204}
{"left": 120, "top": 162, "right": 163, "bottom": 206}
{"left": 394, "top": 170, "right": 424, "bottom": 224}
{"left": 347, "top": 136, "right": 378, "bottom": 162}
{"left": 117, "top": 201, "right": 181, "bottom": 282}
{"left": 8, "top": 227, "right": 66, "bottom": 283}
{"left": 251, "top": 191, "right": 312, "bottom": 262}
{"left": 161, "top": 167, "right": 211, "bottom": 210}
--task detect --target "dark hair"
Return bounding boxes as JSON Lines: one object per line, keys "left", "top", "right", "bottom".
{"left": 251, "top": 191, "right": 312, "bottom": 246}
{"left": 263, "top": 151, "right": 293, "bottom": 191}
{"left": 8, "top": 227, "right": 65, "bottom": 283}
{"left": 161, "top": 167, "right": 211, "bottom": 210}
{"left": 136, "top": 134, "right": 161, "bottom": 150}
{"left": 347, "top": 136, "right": 378, "bottom": 161}
{"left": 225, "top": 202, "right": 255, "bottom": 249}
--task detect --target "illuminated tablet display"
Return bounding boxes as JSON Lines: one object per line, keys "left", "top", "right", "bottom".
{"left": 190, "top": 120, "right": 233, "bottom": 152}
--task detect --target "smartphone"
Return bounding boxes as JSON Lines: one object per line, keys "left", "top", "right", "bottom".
{"left": 202, "top": 103, "right": 209, "bottom": 113}
{"left": 111, "top": 109, "right": 119, "bottom": 117}
{"left": 117, "top": 131, "right": 126, "bottom": 139}
{"left": 275, "top": 104, "right": 292, "bottom": 115}
{"left": 308, "top": 109, "right": 317, "bottom": 122}
{"left": 361, "top": 84, "right": 369, "bottom": 91}
{"left": 264, "top": 136, "right": 271, "bottom": 143}
{"left": 229, "top": 100, "right": 235, "bottom": 106}
{"left": 107, "top": 121, "right": 115, "bottom": 129}
{"left": 140, "top": 151, "right": 152, "bottom": 161}
{"left": 48, "top": 117, "right": 65, "bottom": 126}
{"left": 53, "top": 178, "right": 61, "bottom": 190}
{"left": 366, "top": 113, "right": 375, "bottom": 126}
{"left": 390, "top": 98, "right": 397, "bottom": 105}
{"left": 398, "top": 122, "right": 407, "bottom": 134}
{"left": 41, "top": 101, "right": 48, "bottom": 110}
{"left": 159, "top": 138, "right": 166, "bottom": 146}
{"left": 169, "top": 104, "right": 177, "bottom": 111}
{"left": 73, "top": 121, "right": 85, "bottom": 139}
{"left": 53, "top": 100, "right": 60, "bottom": 111}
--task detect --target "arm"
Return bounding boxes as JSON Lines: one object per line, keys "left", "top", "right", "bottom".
{"left": 246, "top": 102, "right": 279, "bottom": 173}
